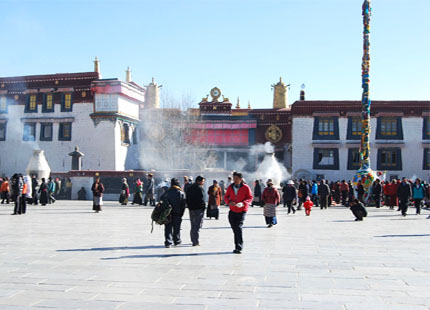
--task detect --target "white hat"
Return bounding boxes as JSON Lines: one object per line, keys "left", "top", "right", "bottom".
{"left": 287, "top": 180, "right": 294, "bottom": 185}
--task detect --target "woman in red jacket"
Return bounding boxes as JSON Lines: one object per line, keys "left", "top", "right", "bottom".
{"left": 262, "top": 179, "right": 280, "bottom": 227}
{"left": 224, "top": 172, "right": 253, "bottom": 254}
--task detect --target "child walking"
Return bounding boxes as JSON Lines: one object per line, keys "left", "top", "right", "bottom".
{"left": 303, "top": 196, "right": 313, "bottom": 216}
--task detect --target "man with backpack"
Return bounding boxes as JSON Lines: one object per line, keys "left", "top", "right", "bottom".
{"left": 160, "top": 178, "right": 186, "bottom": 248}
{"left": 186, "top": 176, "right": 206, "bottom": 246}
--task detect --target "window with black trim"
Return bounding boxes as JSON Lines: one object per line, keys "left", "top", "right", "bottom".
{"left": 23, "top": 123, "right": 36, "bottom": 141}
{"left": 347, "top": 117, "right": 362, "bottom": 140}
{"left": 423, "top": 117, "right": 430, "bottom": 140}
{"left": 43, "top": 94, "right": 54, "bottom": 112}
{"left": 121, "top": 123, "right": 131, "bottom": 144}
{"left": 0, "top": 122, "right": 6, "bottom": 141}
{"left": 61, "top": 93, "right": 73, "bottom": 112}
{"left": 376, "top": 117, "right": 403, "bottom": 140}
{"left": 313, "top": 148, "right": 339, "bottom": 170}
{"left": 423, "top": 148, "right": 430, "bottom": 170}
{"left": 377, "top": 148, "right": 402, "bottom": 170}
{"left": 25, "top": 94, "right": 38, "bottom": 113}
{"left": 347, "top": 148, "right": 361, "bottom": 170}
{"left": 59, "top": 123, "right": 72, "bottom": 141}
{"left": 40, "top": 123, "right": 53, "bottom": 141}
{"left": 312, "top": 117, "right": 339, "bottom": 140}
{"left": 0, "top": 96, "right": 7, "bottom": 113}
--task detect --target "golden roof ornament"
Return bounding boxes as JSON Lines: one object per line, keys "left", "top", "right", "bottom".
{"left": 248, "top": 100, "right": 251, "bottom": 109}
{"left": 265, "top": 125, "right": 283, "bottom": 143}
{"left": 94, "top": 56, "right": 100, "bottom": 74}
{"left": 210, "top": 87, "right": 221, "bottom": 102}
{"left": 236, "top": 97, "right": 241, "bottom": 109}
{"left": 201, "top": 95, "right": 209, "bottom": 103}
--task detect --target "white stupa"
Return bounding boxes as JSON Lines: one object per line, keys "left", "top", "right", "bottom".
{"left": 26, "top": 150, "right": 51, "bottom": 180}
{"left": 256, "top": 142, "right": 286, "bottom": 188}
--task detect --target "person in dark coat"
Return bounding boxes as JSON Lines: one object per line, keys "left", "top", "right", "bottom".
{"left": 348, "top": 181, "right": 355, "bottom": 202}
{"left": 298, "top": 180, "right": 308, "bottom": 210}
{"left": 397, "top": 178, "right": 412, "bottom": 217}
{"left": 219, "top": 180, "right": 226, "bottom": 205}
{"left": 186, "top": 176, "right": 206, "bottom": 246}
{"left": 318, "top": 180, "right": 330, "bottom": 210}
{"left": 119, "top": 178, "right": 129, "bottom": 205}
{"left": 356, "top": 180, "right": 365, "bottom": 203}
{"left": 30, "top": 175, "right": 39, "bottom": 205}
{"left": 334, "top": 181, "right": 341, "bottom": 204}
{"left": 143, "top": 174, "right": 156, "bottom": 206}
{"left": 252, "top": 180, "right": 262, "bottom": 207}
{"left": 372, "top": 179, "right": 382, "bottom": 208}
{"left": 160, "top": 178, "right": 186, "bottom": 248}
{"left": 91, "top": 177, "right": 104, "bottom": 213}
{"left": 77, "top": 187, "right": 87, "bottom": 200}
{"left": 282, "top": 180, "right": 297, "bottom": 214}
{"left": 350, "top": 198, "right": 368, "bottom": 221}
{"left": 11, "top": 174, "right": 24, "bottom": 215}
{"left": 38, "top": 178, "right": 49, "bottom": 206}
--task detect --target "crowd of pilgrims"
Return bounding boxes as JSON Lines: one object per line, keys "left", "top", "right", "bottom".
{"left": 91, "top": 173, "right": 430, "bottom": 225}
{"left": 0, "top": 175, "right": 72, "bottom": 215}
{"left": 89, "top": 173, "right": 430, "bottom": 251}
{"left": 1, "top": 171, "right": 429, "bottom": 253}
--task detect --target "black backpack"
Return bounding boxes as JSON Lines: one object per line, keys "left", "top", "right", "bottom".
{"left": 151, "top": 200, "right": 172, "bottom": 232}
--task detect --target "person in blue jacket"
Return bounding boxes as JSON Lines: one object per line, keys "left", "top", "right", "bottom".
{"left": 412, "top": 178, "right": 425, "bottom": 215}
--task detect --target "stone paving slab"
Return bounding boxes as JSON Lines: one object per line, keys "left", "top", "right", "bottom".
{"left": 0, "top": 201, "right": 429, "bottom": 309}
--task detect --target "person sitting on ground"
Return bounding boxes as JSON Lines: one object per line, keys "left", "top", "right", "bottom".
{"left": 350, "top": 198, "right": 367, "bottom": 221}
{"left": 77, "top": 187, "right": 87, "bottom": 200}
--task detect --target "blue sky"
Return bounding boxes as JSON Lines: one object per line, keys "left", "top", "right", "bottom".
{"left": 0, "top": 0, "right": 429, "bottom": 108}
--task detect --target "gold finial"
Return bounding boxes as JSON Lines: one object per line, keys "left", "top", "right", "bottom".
{"left": 236, "top": 97, "right": 241, "bottom": 109}
{"left": 272, "top": 78, "right": 288, "bottom": 109}
{"left": 94, "top": 57, "right": 100, "bottom": 74}
{"left": 248, "top": 100, "right": 251, "bottom": 109}
{"left": 126, "top": 67, "right": 132, "bottom": 82}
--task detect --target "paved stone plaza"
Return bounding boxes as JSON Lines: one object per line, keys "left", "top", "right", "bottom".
{"left": 0, "top": 201, "right": 429, "bottom": 310}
